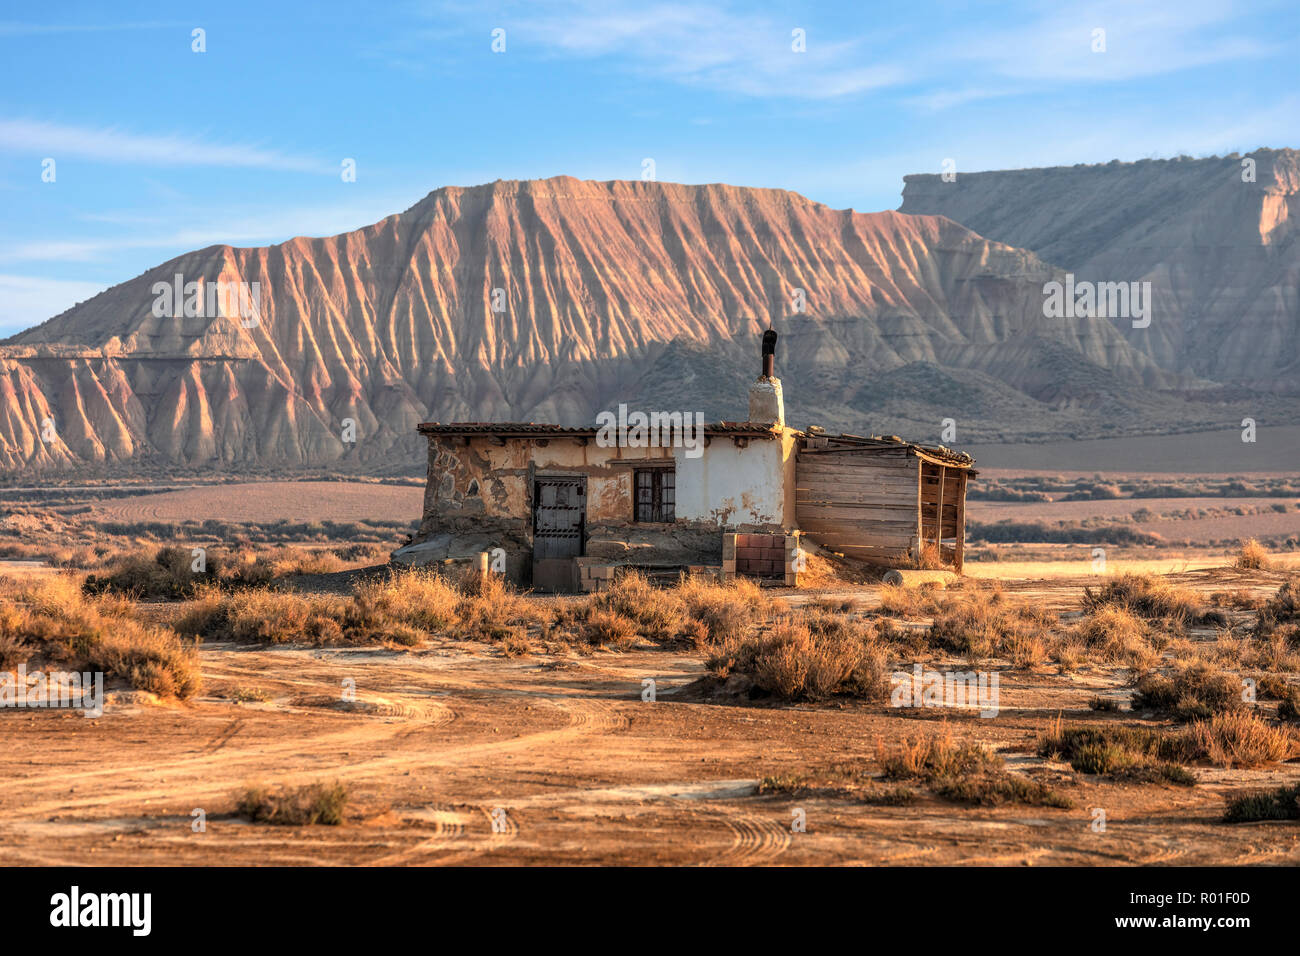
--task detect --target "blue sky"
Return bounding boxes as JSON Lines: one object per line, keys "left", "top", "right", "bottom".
{"left": 1, "top": 0, "right": 1297, "bottom": 335}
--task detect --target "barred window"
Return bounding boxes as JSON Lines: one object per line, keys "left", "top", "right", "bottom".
{"left": 634, "top": 469, "right": 675, "bottom": 522}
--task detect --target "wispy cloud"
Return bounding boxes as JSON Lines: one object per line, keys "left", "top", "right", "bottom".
{"left": 910, "top": 0, "right": 1281, "bottom": 110}
{"left": 424, "top": 0, "right": 1281, "bottom": 107}
{"left": 430, "top": 0, "right": 908, "bottom": 99}
{"left": 0, "top": 118, "right": 329, "bottom": 173}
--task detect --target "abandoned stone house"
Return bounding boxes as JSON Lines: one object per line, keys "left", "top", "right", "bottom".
{"left": 395, "top": 332, "right": 976, "bottom": 591}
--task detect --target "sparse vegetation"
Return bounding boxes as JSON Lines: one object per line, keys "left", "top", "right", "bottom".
{"left": 235, "top": 781, "right": 348, "bottom": 825}
{"left": 1071, "top": 606, "right": 1161, "bottom": 668}
{"left": 1131, "top": 662, "right": 1244, "bottom": 721}
{"left": 880, "top": 730, "right": 1073, "bottom": 807}
{"left": 1222, "top": 784, "right": 1300, "bottom": 823}
{"left": 1038, "top": 718, "right": 1196, "bottom": 784}
{"left": 1185, "top": 711, "right": 1295, "bottom": 768}
{"left": 0, "top": 575, "right": 200, "bottom": 699}
{"left": 1234, "top": 538, "right": 1271, "bottom": 570}
{"left": 1084, "top": 573, "right": 1204, "bottom": 629}
{"left": 927, "top": 586, "right": 1056, "bottom": 664}
{"left": 714, "top": 614, "right": 888, "bottom": 701}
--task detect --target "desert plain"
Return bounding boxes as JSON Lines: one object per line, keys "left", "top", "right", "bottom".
{"left": 3, "top": 451, "right": 1300, "bottom": 866}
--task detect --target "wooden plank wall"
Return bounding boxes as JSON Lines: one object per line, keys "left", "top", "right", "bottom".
{"left": 920, "top": 463, "right": 966, "bottom": 569}
{"left": 795, "top": 448, "right": 919, "bottom": 564}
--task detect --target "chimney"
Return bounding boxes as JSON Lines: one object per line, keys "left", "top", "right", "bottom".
{"left": 747, "top": 329, "right": 785, "bottom": 427}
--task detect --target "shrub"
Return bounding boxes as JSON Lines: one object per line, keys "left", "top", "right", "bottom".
{"left": 880, "top": 731, "right": 1002, "bottom": 781}
{"left": 1222, "top": 784, "right": 1300, "bottom": 823}
{"left": 678, "top": 575, "right": 769, "bottom": 646}
{"left": 1083, "top": 573, "right": 1203, "bottom": 628}
{"left": 878, "top": 582, "right": 946, "bottom": 619}
{"left": 83, "top": 546, "right": 281, "bottom": 600}
{"left": 1072, "top": 607, "right": 1160, "bottom": 668}
{"left": 1069, "top": 742, "right": 1195, "bottom": 785}
{"left": 1131, "top": 662, "right": 1243, "bottom": 721}
{"left": 1234, "top": 539, "right": 1271, "bottom": 571}
{"left": 236, "top": 781, "right": 348, "bottom": 825}
{"left": 176, "top": 588, "right": 347, "bottom": 645}
{"left": 1040, "top": 723, "right": 1190, "bottom": 764}
{"left": 929, "top": 771, "right": 1075, "bottom": 807}
{"left": 880, "top": 730, "right": 1071, "bottom": 807}
{"left": 860, "top": 785, "right": 917, "bottom": 806}
{"left": 723, "top": 616, "right": 888, "bottom": 701}
{"left": 1258, "top": 577, "right": 1300, "bottom": 629}
{"left": 586, "top": 571, "right": 687, "bottom": 643}
{"left": 1185, "top": 711, "right": 1294, "bottom": 768}
{"left": 927, "top": 587, "right": 1056, "bottom": 662}
{"left": 355, "top": 570, "right": 458, "bottom": 633}
{"left": 580, "top": 608, "right": 640, "bottom": 648}
{"left": 1, "top": 577, "right": 200, "bottom": 699}
{"left": 453, "top": 574, "right": 545, "bottom": 642}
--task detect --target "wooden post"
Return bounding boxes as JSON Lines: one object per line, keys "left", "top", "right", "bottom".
{"left": 933, "top": 465, "right": 945, "bottom": 559}
{"left": 913, "top": 459, "right": 923, "bottom": 560}
{"left": 954, "top": 471, "right": 966, "bottom": 573}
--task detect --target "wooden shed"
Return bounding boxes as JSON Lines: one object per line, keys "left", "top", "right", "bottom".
{"left": 794, "top": 433, "right": 976, "bottom": 571}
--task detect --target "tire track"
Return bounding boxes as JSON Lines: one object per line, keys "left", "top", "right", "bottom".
{"left": 704, "top": 811, "right": 792, "bottom": 866}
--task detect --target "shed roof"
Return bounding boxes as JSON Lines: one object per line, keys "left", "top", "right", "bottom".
{"left": 802, "top": 431, "right": 976, "bottom": 469}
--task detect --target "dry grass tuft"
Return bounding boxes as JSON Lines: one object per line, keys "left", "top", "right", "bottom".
{"left": 1222, "top": 784, "right": 1300, "bottom": 823}
{"left": 1185, "top": 711, "right": 1295, "bottom": 768}
{"left": 1071, "top": 606, "right": 1161, "bottom": 668}
{"left": 0, "top": 576, "right": 199, "bottom": 699}
{"left": 235, "top": 781, "right": 348, "bottom": 825}
{"left": 1083, "top": 572, "right": 1204, "bottom": 629}
{"left": 1234, "top": 538, "right": 1272, "bottom": 571}
{"left": 1038, "top": 719, "right": 1195, "bottom": 785}
{"left": 927, "top": 586, "right": 1056, "bottom": 664}
{"left": 1131, "top": 662, "right": 1244, "bottom": 721}
{"left": 715, "top": 614, "right": 888, "bottom": 701}
{"left": 879, "top": 729, "right": 1072, "bottom": 807}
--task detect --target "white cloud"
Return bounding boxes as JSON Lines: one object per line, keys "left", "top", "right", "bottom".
{"left": 0, "top": 118, "right": 328, "bottom": 173}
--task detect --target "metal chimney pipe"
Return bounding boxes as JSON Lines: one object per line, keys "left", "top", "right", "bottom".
{"left": 762, "top": 329, "right": 777, "bottom": 378}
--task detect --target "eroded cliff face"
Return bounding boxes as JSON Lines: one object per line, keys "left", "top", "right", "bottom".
{"left": 0, "top": 176, "right": 1176, "bottom": 473}
{"left": 900, "top": 149, "right": 1300, "bottom": 387}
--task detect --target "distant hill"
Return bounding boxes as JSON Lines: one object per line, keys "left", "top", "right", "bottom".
{"left": 0, "top": 173, "right": 1287, "bottom": 473}
{"left": 900, "top": 149, "right": 1300, "bottom": 390}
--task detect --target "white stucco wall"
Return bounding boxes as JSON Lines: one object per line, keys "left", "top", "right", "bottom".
{"left": 674, "top": 436, "right": 790, "bottom": 526}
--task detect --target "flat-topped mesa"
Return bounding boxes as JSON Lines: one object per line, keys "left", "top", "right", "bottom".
{"left": 747, "top": 329, "right": 785, "bottom": 427}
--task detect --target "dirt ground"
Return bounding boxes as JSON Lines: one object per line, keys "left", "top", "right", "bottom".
{"left": 84, "top": 481, "right": 423, "bottom": 525}
{"left": 3, "top": 566, "right": 1299, "bottom": 866}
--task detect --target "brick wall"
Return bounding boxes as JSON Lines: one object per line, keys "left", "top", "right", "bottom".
{"left": 722, "top": 532, "right": 801, "bottom": 586}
